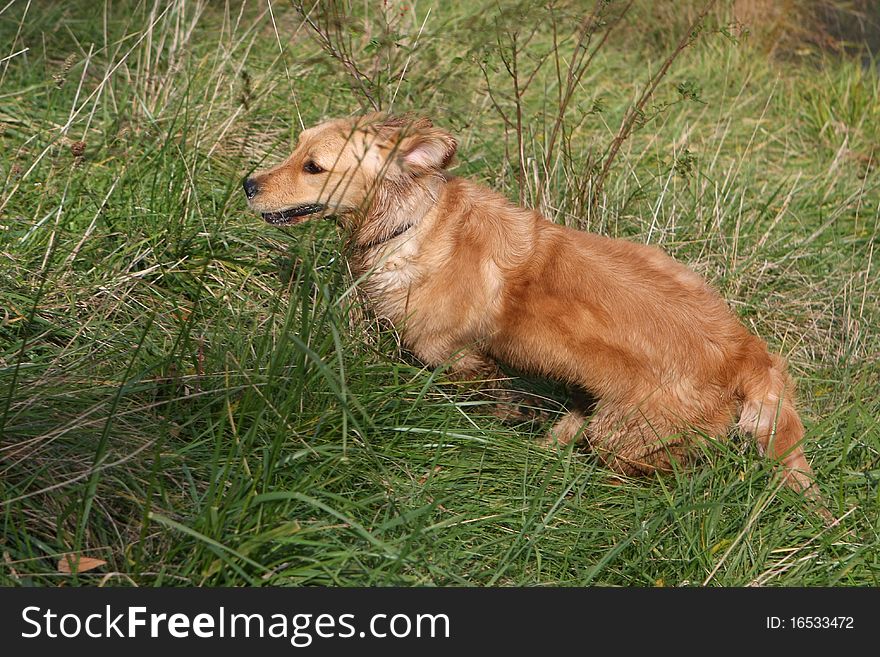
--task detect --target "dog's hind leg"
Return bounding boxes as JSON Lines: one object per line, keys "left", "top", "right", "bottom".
{"left": 583, "top": 404, "right": 692, "bottom": 477}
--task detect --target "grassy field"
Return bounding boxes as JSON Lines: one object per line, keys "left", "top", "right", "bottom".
{"left": 1, "top": 0, "right": 878, "bottom": 586}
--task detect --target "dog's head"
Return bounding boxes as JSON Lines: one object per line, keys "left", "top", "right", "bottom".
{"left": 242, "top": 113, "right": 456, "bottom": 227}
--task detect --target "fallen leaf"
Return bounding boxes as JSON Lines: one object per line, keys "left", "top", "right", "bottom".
{"left": 58, "top": 555, "right": 106, "bottom": 574}
{"left": 418, "top": 466, "right": 443, "bottom": 485}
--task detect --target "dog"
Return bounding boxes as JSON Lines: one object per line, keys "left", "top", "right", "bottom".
{"left": 243, "top": 113, "right": 826, "bottom": 516}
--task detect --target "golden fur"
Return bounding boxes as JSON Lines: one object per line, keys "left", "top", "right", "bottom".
{"left": 245, "top": 113, "right": 825, "bottom": 513}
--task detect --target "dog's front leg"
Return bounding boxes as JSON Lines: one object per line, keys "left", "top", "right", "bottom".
{"left": 541, "top": 388, "right": 593, "bottom": 447}
{"left": 416, "top": 345, "right": 537, "bottom": 422}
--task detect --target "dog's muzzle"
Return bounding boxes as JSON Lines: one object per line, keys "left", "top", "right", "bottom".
{"left": 261, "top": 204, "right": 327, "bottom": 225}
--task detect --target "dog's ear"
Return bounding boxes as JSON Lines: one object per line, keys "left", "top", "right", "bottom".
{"left": 396, "top": 119, "right": 457, "bottom": 173}
{"left": 367, "top": 114, "right": 456, "bottom": 174}
{"left": 358, "top": 111, "right": 390, "bottom": 129}
{"left": 359, "top": 113, "right": 457, "bottom": 174}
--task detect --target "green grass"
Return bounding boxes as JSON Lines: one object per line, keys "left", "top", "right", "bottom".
{"left": 0, "top": 0, "right": 878, "bottom": 586}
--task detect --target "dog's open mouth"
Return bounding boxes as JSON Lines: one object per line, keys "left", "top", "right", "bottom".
{"left": 261, "top": 204, "right": 326, "bottom": 225}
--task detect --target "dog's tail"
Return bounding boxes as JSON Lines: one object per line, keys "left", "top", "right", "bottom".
{"left": 736, "top": 351, "right": 831, "bottom": 520}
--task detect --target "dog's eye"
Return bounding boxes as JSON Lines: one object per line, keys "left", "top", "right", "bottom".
{"left": 303, "top": 160, "right": 325, "bottom": 174}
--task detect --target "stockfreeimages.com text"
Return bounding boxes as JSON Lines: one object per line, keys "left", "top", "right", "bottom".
{"left": 21, "top": 606, "right": 450, "bottom": 646}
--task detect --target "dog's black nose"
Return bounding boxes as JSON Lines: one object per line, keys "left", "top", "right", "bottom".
{"left": 242, "top": 177, "right": 260, "bottom": 199}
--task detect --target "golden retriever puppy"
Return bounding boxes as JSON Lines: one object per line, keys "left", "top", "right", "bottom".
{"left": 244, "top": 113, "right": 824, "bottom": 512}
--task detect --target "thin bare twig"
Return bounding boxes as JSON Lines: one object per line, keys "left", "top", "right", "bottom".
{"left": 591, "top": 0, "right": 718, "bottom": 204}
{"left": 291, "top": 0, "right": 380, "bottom": 110}
{"left": 544, "top": 0, "right": 633, "bottom": 172}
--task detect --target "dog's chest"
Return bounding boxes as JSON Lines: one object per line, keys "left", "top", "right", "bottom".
{"left": 358, "top": 237, "right": 424, "bottom": 323}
